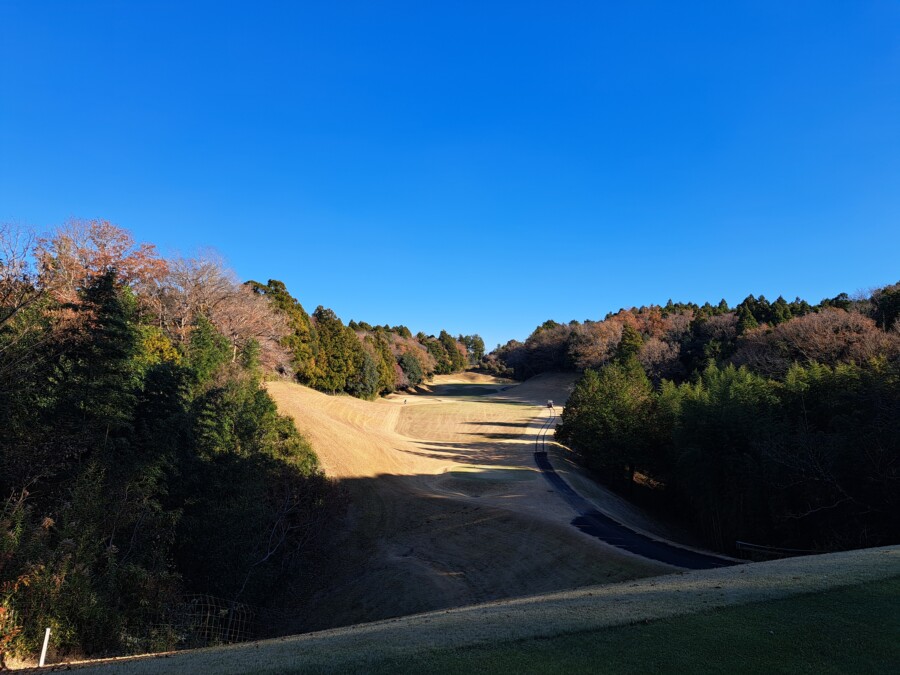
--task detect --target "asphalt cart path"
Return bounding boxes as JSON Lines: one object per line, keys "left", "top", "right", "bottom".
{"left": 533, "top": 412, "right": 737, "bottom": 570}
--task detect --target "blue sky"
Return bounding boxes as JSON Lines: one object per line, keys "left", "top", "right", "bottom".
{"left": 2, "top": 2, "right": 898, "bottom": 349}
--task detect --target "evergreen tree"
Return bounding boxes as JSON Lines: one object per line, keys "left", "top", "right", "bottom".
{"left": 425, "top": 337, "right": 451, "bottom": 374}
{"left": 788, "top": 297, "right": 812, "bottom": 317}
{"left": 373, "top": 335, "right": 396, "bottom": 394}
{"left": 757, "top": 295, "right": 773, "bottom": 324}
{"left": 736, "top": 304, "right": 759, "bottom": 333}
{"left": 311, "top": 306, "right": 358, "bottom": 393}
{"left": 821, "top": 292, "right": 852, "bottom": 311}
{"left": 59, "top": 270, "right": 140, "bottom": 443}
{"left": 556, "top": 359, "right": 656, "bottom": 487}
{"left": 615, "top": 325, "right": 643, "bottom": 362}
{"left": 398, "top": 352, "right": 424, "bottom": 386}
{"left": 439, "top": 330, "right": 466, "bottom": 372}
{"left": 186, "top": 314, "right": 231, "bottom": 386}
{"left": 771, "top": 296, "right": 792, "bottom": 325}
{"left": 873, "top": 284, "right": 900, "bottom": 330}
{"left": 346, "top": 349, "right": 380, "bottom": 399}
{"left": 459, "top": 334, "right": 485, "bottom": 364}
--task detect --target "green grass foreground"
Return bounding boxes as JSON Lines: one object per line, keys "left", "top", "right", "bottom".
{"left": 341, "top": 577, "right": 900, "bottom": 675}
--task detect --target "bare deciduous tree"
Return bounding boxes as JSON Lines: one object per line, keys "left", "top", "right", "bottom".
{"left": 152, "top": 251, "right": 240, "bottom": 343}
{"left": 638, "top": 337, "right": 682, "bottom": 381}
{"left": 0, "top": 222, "right": 40, "bottom": 330}
{"left": 733, "top": 309, "right": 900, "bottom": 376}
{"left": 697, "top": 312, "right": 739, "bottom": 342}
{"left": 151, "top": 252, "right": 290, "bottom": 369}
{"left": 214, "top": 285, "right": 290, "bottom": 367}
{"left": 568, "top": 320, "right": 623, "bottom": 370}
{"left": 664, "top": 311, "right": 694, "bottom": 343}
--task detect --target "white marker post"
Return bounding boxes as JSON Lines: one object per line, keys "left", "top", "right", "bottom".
{"left": 39, "top": 627, "right": 50, "bottom": 667}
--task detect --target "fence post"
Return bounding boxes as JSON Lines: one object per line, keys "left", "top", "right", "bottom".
{"left": 39, "top": 627, "right": 50, "bottom": 667}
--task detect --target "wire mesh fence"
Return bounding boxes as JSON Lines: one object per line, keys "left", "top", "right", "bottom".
{"left": 3, "top": 592, "right": 302, "bottom": 663}
{"left": 735, "top": 541, "right": 821, "bottom": 561}
{"left": 131, "top": 594, "right": 298, "bottom": 653}
{"left": 151, "top": 595, "right": 255, "bottom": 649}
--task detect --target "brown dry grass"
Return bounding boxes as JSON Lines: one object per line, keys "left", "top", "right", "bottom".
{"left": 263, "top": 372, "right": 668, "bottom": 634}
{"left": 422, "top": 371, "right": 516, "bottom": 385}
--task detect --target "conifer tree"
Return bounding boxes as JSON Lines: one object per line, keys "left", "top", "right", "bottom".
{"left": 615, "top": 325, "right": 643, "bottom": 362}
{"left": 61, "top": 270, "right": 140, "bottom": 442}
{"left": 398, "top": 351, "right": 424, "bottom": 386}
{"left": 771, "top": 295, "right": 792, "bottom": 325}
{"left": 311, "top": 306, "right": 355, "bottom": 393}
{"left": 736, "top": 304, "right": 759, "bottom": 333}
{"left": 439, "top": 330, "right": 465, "bottom": 372}
{"left": 187, "top": 313, "right": 231, "bottom": 386}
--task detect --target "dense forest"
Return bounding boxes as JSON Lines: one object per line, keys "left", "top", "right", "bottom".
{"left": 0, "top": 220, "right": 475, "bottom": 663}
{"left": 492, "top": 287, "right": 900, "bottom": 553}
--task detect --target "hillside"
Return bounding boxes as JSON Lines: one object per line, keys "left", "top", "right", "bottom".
{"left": 59, "top": 546, "right": 900, "bottom": 673}
{"left": 4, "top": 225, "right": 896, "bottom": 667}
{"left": 264, "top": 373, "right": 671, "bottom": 633}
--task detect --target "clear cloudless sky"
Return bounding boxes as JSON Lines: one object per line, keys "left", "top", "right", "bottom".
{"left": 1, "top": 1, "right": 899, "bottom": 349}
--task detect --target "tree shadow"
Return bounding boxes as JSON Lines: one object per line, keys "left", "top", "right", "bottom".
{"left": 271, "top": 470, "right": 668, "bottom": 639}
{"left": 463, "top": 421, "right": 533, "bottom": 428}
{"left": 399, "top": 437, "right": 541, "bottom": 466}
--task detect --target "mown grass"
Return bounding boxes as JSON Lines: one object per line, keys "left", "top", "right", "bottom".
{"left": 424, "top": 384, "right": 503, "bottom": 396}
{"left": 320, "top": 577, "right": 900, "bottom": 675}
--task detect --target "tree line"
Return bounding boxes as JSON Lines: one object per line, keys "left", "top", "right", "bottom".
{"left": 248, "top": 281, "right": 482, "bottom": 399}
{"left": 0, "top": 221, "right": 350, "bottom": 662}
{"left": 494, "top": 287, "right": 900, "bottom": 553}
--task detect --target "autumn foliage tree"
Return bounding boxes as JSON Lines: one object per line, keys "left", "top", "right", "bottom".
{"left": 538, "top": 283, "right": 900, "bottom": 553}
{"left": 35, "top": 219, "right": 168, "bottom": 305}
{"left": 0, "top": 221, "right": 339, "bottom": 661}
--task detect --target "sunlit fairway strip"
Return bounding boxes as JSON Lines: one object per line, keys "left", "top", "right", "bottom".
{"left": 446, "top": 466, "right": 536, "bottom": 481}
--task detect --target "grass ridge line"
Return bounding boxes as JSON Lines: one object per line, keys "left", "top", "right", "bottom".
{"left": 60, "top": 545, "right": 900, "bottom": 674}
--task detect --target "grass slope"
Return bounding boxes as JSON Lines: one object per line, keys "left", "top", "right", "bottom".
{"left": 62, "top": 546, "right": 900, "bottom": 674}
{"left": 363, "top": 577, "right": 900, "bottom": 674}
{"left": 264, "top": 373, "right": 665, "bottom": 633}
